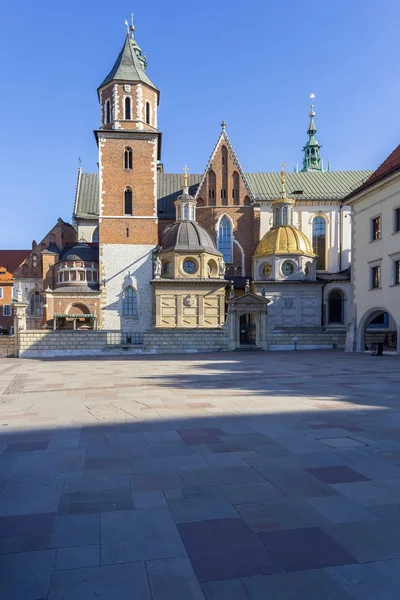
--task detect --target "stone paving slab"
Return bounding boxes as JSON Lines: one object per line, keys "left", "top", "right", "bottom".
{"left": 1, "top": 351, "right": 400, "bottom": 598}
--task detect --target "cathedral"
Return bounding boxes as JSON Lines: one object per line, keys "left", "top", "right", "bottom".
{"left": 13, "top": 22, "right": 374, "bottom": 351}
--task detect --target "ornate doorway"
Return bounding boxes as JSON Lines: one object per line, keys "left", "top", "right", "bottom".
{"left": 226, "top": 292, "right": 269, "bottom": 350}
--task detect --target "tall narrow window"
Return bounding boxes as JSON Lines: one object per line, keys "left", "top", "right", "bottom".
{"left": 394, "top": 259, "right": 400, "bottom": 285}
{"left": 145, "top": 101, "right": 151, "bottom": 125}
{"left": 394, "top": 208, "right": 400, "bottom": 233}
{"left": 232, "top": 172, "right": 240, "bottom": 205}
{"left": 218, "top": 216, "right": 232, "bottom": 263}
{"left": 371, "top": 216, "right": 381, "bottom": 240}
{"left": 312, "top": 216, "right": 326, "bottom": 270}
{"left": 124, "top": 188, "right": 133, "bottom": 215}
{"left": 124, "top": 96, "right": 131, "bottom": 120}
{"left": 123, "top": 287, "right": 137, "bottom": 316}
{"left": 29, "top": 291, "right": 44, "bottom": 316}
{"left": 124, "top": 147, "right": 133, "bottom": 170}
{"left": 328, "top": 290, "right": 344, "bottom": 324}
{"left": 92, "top": 227, "right": 99, "bottom": 243}
{"left": 105, "top": 100, "right": 111, "bottom": 124}
{"left": 282, "top": 206, "right": 288, "bottom": 225}
{"left": 371, "top": 265, "right": 381, "bottom": 289}
{"left": 183, "top": 204, "right": 189, "bottom": 220}
{"left": 208, "top": 170, "right": 216, "bottom": 205}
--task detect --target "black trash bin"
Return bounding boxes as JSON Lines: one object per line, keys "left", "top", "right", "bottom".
{"left": 371, "top": 342, "right": 384, "bottom": 356}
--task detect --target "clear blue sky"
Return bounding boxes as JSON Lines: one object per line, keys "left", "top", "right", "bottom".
{"left": 1, "top": 0, "right": 399, "bottom": 249}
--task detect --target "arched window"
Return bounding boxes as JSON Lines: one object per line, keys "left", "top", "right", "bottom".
{"left": 124, "top": 147, "right": 133, "bottom": 170}
{"left": 145, "top": 101, "right": 151, "bottom": 125}
{"left": 221, "top": 146, "right": 228, "bottom": 204}
{"left": 124, "top": 188, "right": 133, "bottom": 215}
{"left": 29, "top": 291, "right": 44, "bottom": 316}
{"left": 312, "top": 216, "right": 327, "bottom": 270}
{"left": 282, "top": 206, "right": 288, "bottom": 225}
{"left": 123, "top": 287, "right": 137, "bottom": 317}
{"left": 232, "top": 171, "right": 240, "bottom": 205}
{"left": 244, "top": 196, "right": 251, "bottom": 206}
{"left": 124, "top": 97, "right": 131, "bottom": 120}
{"left": 92, "top": 227, "right": 99, "bottom": 243}
{"left": 208, "top": 170, "right": 216, "bottom": 205}
{"left": 105, "top": 100, "right": 111, "bottom": 124}
{"left": 328, "top": 289, "right": 344, "bottom": 324}
{"left": 218, "top": 216, "right": 233, "bottom": 263}
{"left": 183, "top": 204, "right": 189, "bottom": 220}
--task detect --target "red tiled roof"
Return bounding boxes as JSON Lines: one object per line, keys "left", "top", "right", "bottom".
{"left": 347, "top": 143, "right": 400, "bottom": 199}
{"left": 0, "top": 250, "right": 30, "bottom": 275}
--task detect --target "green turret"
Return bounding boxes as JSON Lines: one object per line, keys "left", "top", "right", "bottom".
{"left": 301, "top": 104, "right": 323, "bottom": 172}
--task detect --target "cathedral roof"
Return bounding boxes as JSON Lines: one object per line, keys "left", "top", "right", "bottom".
{"left": 98, "top": 33, "right": 158, "bottom": 92}
{"left": 60, "top": 242, "right": 99, "bottom": 262}
{"left": 74, "top": 170, "right": 373, "bottom": 221}
{"left": 255, "top": 225, "right": 316, "bottom": 258}
{"left": 160, "top": 221, "right": 220, "bottom": 255}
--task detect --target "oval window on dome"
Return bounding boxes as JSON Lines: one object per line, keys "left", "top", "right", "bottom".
{"left": 263, "top": 263, "right": 272, "bottom": 277}
{"left": 282, "top": 261, "right": 295, "bottom": 276}
{"left": 183, "top": 259, "right": 197, "bottom": 275}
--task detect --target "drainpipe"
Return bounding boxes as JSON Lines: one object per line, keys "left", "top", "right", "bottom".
{"left": 339, "top": 204, "right": 343, "bottom": 272}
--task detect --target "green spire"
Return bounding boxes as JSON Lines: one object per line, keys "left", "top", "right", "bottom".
{"left": 98, "top": 21, "right": 158, "bottom": 91}
{"left": 301, "top": 102, "right": 323, "bottom": 172}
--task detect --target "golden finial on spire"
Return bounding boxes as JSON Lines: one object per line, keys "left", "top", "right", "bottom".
{"left": 280, "top": 162, "right": 286, "bottom": 195}
{"left": 183, "top": 165, "right": 189, "bottom": 187}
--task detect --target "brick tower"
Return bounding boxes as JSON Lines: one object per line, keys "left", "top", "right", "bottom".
{"left": 95, "top": 21, "right": 160, "bottom": 331}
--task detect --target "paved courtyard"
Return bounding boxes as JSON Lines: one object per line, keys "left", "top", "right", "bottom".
{"left": 0, "top": 351, "right": 400, "bottom": 599}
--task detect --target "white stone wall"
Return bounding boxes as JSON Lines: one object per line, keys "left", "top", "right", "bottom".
{"left": 75, "top": 220, "right": 98, "bottom": 243}
{"left": 254, "top": 283, "right": 322, "bottom": 328}
{"left": 101, "top": 244, "right": 156, "bottom": 331}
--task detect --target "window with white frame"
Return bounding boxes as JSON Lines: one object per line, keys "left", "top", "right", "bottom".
{"left": 29, "top": 291, "right": 44, "bottom": 315}
{"left": 105, "top": 100, "right": 111, "bottom": 124}
{"left": 0, "top": 288, "right": 3, "bottom": 299}
{"left": 3, "top": 305, "right": 12, "bottom": 317}
{"left": 124, "top": 96, "right": 132, "bottom": 120}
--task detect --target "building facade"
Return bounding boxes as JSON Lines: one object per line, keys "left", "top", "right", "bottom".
{"left": 0, "top": 250, "right": 29, "bottom": 334}
{"left": 13, "top": 22, "right": 380, "bottom": 352}
{"left": 345, "top": 145, "right": 400, "bottom": 353}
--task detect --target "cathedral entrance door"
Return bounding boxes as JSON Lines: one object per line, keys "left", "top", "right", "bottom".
{"left": 239, "top": 314, "right": 256, "bottom": 345}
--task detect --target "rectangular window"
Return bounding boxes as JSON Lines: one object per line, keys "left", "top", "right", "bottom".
{"left": 371, "top": 216, "right": 381, "bottom": 240}
{"left": 371, "top": 265, "right": 381, "bottom": 289}
{"left": 395, "top": 260, "right": 400, "bottom": 285}
{"left": 0, "top": 288, "right": 3, "bottom": 299}
{"left": 3, "top": 305, "right": 11, "bottom": 316}
{"left": 395, "top": 208, "right": 400, "bottom": 233}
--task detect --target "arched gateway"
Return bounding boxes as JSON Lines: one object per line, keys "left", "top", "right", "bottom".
{"left": 226, "top": 292, "right": 269, "bottom": 350}
{"left": 356, "top": 307, "right": 398, "bottom": 353}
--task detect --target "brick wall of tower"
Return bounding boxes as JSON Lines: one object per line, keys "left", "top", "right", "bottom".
{"left": 99, "top": 134, "right": 158, "bottom": 245}
{"left": 100, "top": 82, "right": 158, "bottom": 132}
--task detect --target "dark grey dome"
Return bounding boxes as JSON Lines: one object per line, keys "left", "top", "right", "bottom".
{"left": 60, "top": 242, "right": 99, "bottom": 262}
{"left": 161, "top": 222, "right": 220, "bottom": 255}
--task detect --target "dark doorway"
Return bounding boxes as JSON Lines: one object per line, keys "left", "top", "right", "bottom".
{"left": 240, "top": 314, "right": 256, "bottom": 345}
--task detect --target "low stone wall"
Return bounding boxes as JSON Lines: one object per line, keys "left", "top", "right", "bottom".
{"left": 18, "top": 327, "right": 347, "bottom": 358}
{"left": 0, "top": 336, "right": 15, "bottom": 358}
{"left": 365, "top": 330, "right": 397, "bottom": 349}
{"left": 266, "top": 328, "right": 346, "bottom": 351}
{"left": 18, "top": 329, "right": 230, "bottom": 358}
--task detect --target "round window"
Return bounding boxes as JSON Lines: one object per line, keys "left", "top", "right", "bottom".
{"left": 282, "top": 261, "right": 295, "bottom": 276}
{"left": 263, "top": 263, "right": 272, "bottom": 277}
{"left": 183, "top": 260, "right": 197, "bottom": 274}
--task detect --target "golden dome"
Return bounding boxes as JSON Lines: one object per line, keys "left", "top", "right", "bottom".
{"left": 255, "top": 225, "right": 316, "bottom": 257}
